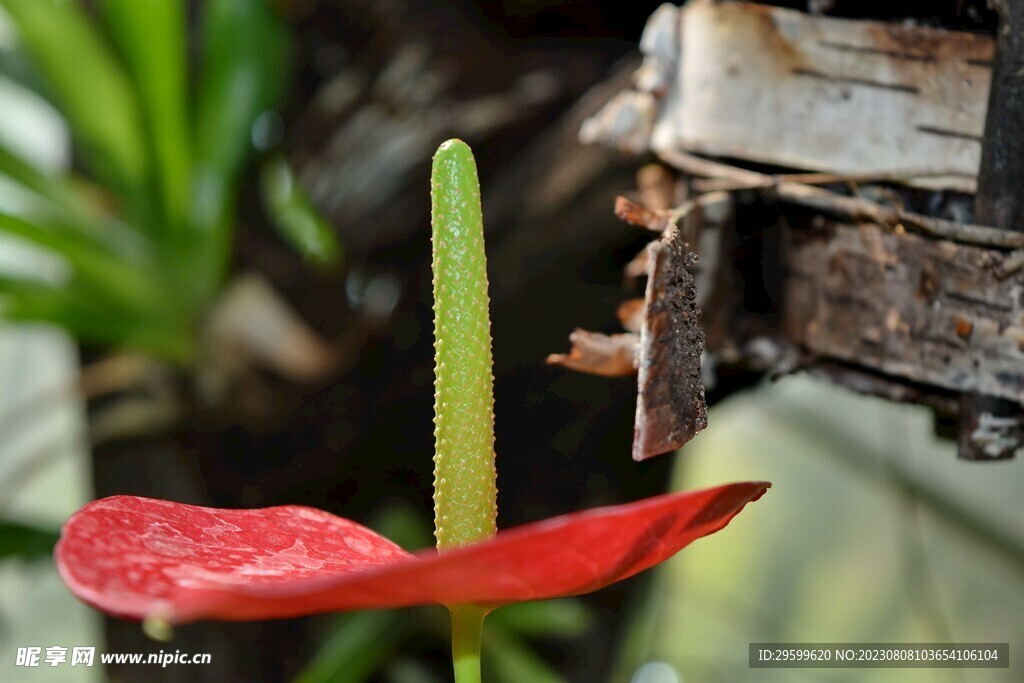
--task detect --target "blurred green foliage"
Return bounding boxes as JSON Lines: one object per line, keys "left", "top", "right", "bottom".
{"left": 0, "top": 519, "right": 59, "bottom": 561}
{"left": 261, "top": 154, "right": 342, "bottom": 268}
{"left": 614, "top": 377, "right": 1024, "bottom": 683}
{"left": 0, "top": 0, "right": 338, "bottom": 364}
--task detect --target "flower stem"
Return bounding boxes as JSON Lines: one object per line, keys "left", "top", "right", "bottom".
{"left": 449, "top": 603, "right": 487, "bottom": 683}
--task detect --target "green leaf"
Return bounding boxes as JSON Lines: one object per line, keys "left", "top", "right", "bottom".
{"left": 294, "top": 610, "right": 404, "bottom": 683}
{"left": 260, "top": 155, "right": 341, "bottom": 266}
{"left": 0, "top": 271, "right": 65, "bottom": 296}
{"left": 0, "top": 287, "right": 191, "bottom": 362}
{"left": 387, "top": 658, "right": 448, "bottom": 683}
{"left": 0, "top": 144, "right": 82, "bottom": 215}
{"left": 489, "top": 599, "right": 593, "bottom": 639}
{"left": 192, "top": 0, "right": 288, "bottom": 230}
{"left": 0, "top": 519, "right": 60, "bottom": 561}
{"left": 0, "top": 211, "right": 166, "bottom": 314}
{"left": 0, "top": 143, "right": 155, "bottom": 263}
{"left": 98, "top": 0, "right": 191, "bottom": 232}
{"left": 189, "top": 0, "right": 289, "bottom": 301}
{"left": 483, "top": 627, "right": 565, "bottom": 683}
{"left": 0, "top": 0, "right": 149, "bottom": 204}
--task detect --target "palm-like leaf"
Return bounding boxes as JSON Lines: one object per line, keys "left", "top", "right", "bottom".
{"left": 0, "top": 0, "right": 296, "bottom": 363}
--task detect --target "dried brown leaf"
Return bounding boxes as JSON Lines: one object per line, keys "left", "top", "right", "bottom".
{"left": 617, "top": 298, "right": 645, "bottom": 333}
{"left": 637, "top": 164, "right": 676, "bottom": 211}
{"left": 545, "top": 329, "right": 639, "bottom": 377}
{"left": 614, "top": 196, "right": 670, "bottom": 232}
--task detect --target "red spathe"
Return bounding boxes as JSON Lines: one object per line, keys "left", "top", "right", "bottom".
{"left": 56, "top": 481, "right": 769, "bottom": 623}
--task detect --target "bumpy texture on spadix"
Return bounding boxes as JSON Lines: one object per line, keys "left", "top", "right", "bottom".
{"left": 430, "top": 139, "right": 497, "bottom": 550}
{"left": 55, "top": 481, "right": 769, "bottom": 623}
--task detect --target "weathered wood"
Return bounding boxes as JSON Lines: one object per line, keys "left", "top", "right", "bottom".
{"left": 976, "top": 0, "right": 1024, "bottom": 229}
{"left": 657, "top": 148, "right": 1024, "bottom": 249}
{"left": 802, "top": 361, "right": 960, "bottom": 416}
{"left": 961, "top": 0, "right": 1024, "bottom": 459}
{"left": 633, "top": 229, "right": 706, "bottom": 461}
{"left": 784, "top": 220, "right": 1024, "bottom": 405}
{"left": 563, "top": 158, "right": 1024, "bottom": 445}
{"left": 547, "top": 220, "right": 710, "bottom": 461}
{"left": 571, "top": 2, "right": 1024, "bottom": 461}
{"left": 547, "top": 177, "right": 734, "bottom": 462}
{"left": 582, "top": 0, "right": 994, "bottom": 193}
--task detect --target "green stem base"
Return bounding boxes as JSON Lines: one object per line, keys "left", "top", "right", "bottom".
{"left": 449, "top": 603, "right": 487, "bottom": 683}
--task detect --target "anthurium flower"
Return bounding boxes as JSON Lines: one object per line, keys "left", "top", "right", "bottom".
{"left": 55, "top": 140, "right": 768, "bottom": 681}
{"left": 55, "top": 482, "right": 769, "bottom": 623}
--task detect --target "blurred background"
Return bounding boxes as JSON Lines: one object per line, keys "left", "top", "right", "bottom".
{"left": 0, "top": 1, "right": 1020, "bottom": 682}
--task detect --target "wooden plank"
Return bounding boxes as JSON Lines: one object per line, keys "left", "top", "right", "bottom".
{"left": 784, "top": 220, "right": 1024, "bottom": 404}
{"left": 583, "top": 1, "right": 995, "bottom": 193}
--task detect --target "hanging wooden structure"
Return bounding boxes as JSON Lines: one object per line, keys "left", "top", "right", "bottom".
{"left": 553, "top": 1, "right": 1024, "bottom": 460}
